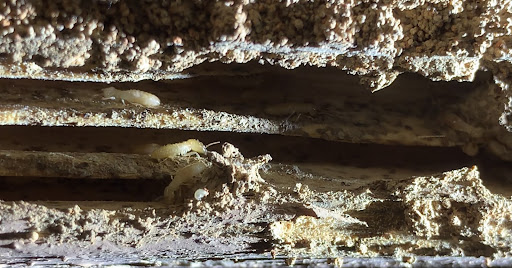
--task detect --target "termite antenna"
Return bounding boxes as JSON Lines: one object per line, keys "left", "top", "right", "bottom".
{"left": 205, "top": 141, "right": 221, "bottom": 148}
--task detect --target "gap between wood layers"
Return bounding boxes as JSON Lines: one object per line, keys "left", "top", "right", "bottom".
{"left": 0, "top": 65, "right": 511, "bottom": 264}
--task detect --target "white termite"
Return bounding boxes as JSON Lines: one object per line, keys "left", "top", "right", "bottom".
{"left": 443, "top": 113, "right": 484, "bottom": 138}
{"left": 132, "top": 143, "right": 161, "bottom": 155}
{"left": 151, "top": 139, "right": 219, "bottom": 160}
{"left": 102, "top": 87, "right": 161, "bottom": 108}
{"left": 164, "top": 161, "right": 209, "bottom": 201}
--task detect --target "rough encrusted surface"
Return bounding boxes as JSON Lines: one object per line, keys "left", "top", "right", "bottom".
{"left": 0, "top": 0, "right": 510, "bottom": 85}
{"left": 0, "top": 150, "right": 182, "bottom": 179}
{"left": 0, "top": 144, "right": 511, "bottom": 266}
{"left": 271, "top": 166, "right": 512, "bottom": 258}
{"left": 1, "top": 0, "right": 512, "bottom": 266}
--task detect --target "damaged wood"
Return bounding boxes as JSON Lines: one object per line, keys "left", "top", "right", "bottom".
{"left": 1, "top": 0, "right": 512, "bottom": 266}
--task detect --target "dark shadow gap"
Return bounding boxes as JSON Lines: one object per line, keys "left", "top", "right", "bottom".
{"left": 0, "top": 64, "right": 496, "bottom": 150}
{"left": 0, "top": 176, "right": 169, "bottom": 201}
{"left": 476, "top": 152, "right": 512, "bottom": 196}
{"left": 0, "top": 125, "right": 475, "bottom": 170}
{"left": 0, "top": 64, "right": 487, "bottom": 116}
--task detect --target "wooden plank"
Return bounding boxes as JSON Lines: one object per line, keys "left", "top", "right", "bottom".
{"left": 0, "top": 150, "right": 179, "bottom": 179}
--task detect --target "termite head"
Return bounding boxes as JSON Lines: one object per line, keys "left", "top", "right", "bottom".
{"left": 186, "top": 139, "right": 207, "bottom": 155}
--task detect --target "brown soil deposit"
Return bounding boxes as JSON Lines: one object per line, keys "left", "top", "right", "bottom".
{"left": 1, "top": 0, "right": 512, "bottom": 266}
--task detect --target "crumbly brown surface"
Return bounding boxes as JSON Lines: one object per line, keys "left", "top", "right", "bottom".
{"left": 0, "top": 0, "right": 510, "bottom": 84}
{"left": 0, "top": 143, "right": 511, "bottom": 266}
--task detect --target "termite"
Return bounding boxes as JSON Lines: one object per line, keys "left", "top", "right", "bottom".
{"left": 102, "top": 87, "right": 161, "bottom": 108}
{"left": 131, "top": 143, "right": 161, "bottom": 155}
{"left": 150, "top": 139, "right": 219, "bottom": 160}
{"left": 442, "top": 113, "right": 484, "bottom": 138}
{"left": 164, "top": 161, "right": 210, "bottom": 201}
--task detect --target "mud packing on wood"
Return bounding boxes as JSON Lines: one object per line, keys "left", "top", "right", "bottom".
{"left": 0, "top": 0, "right": 512, "bottom": 266}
